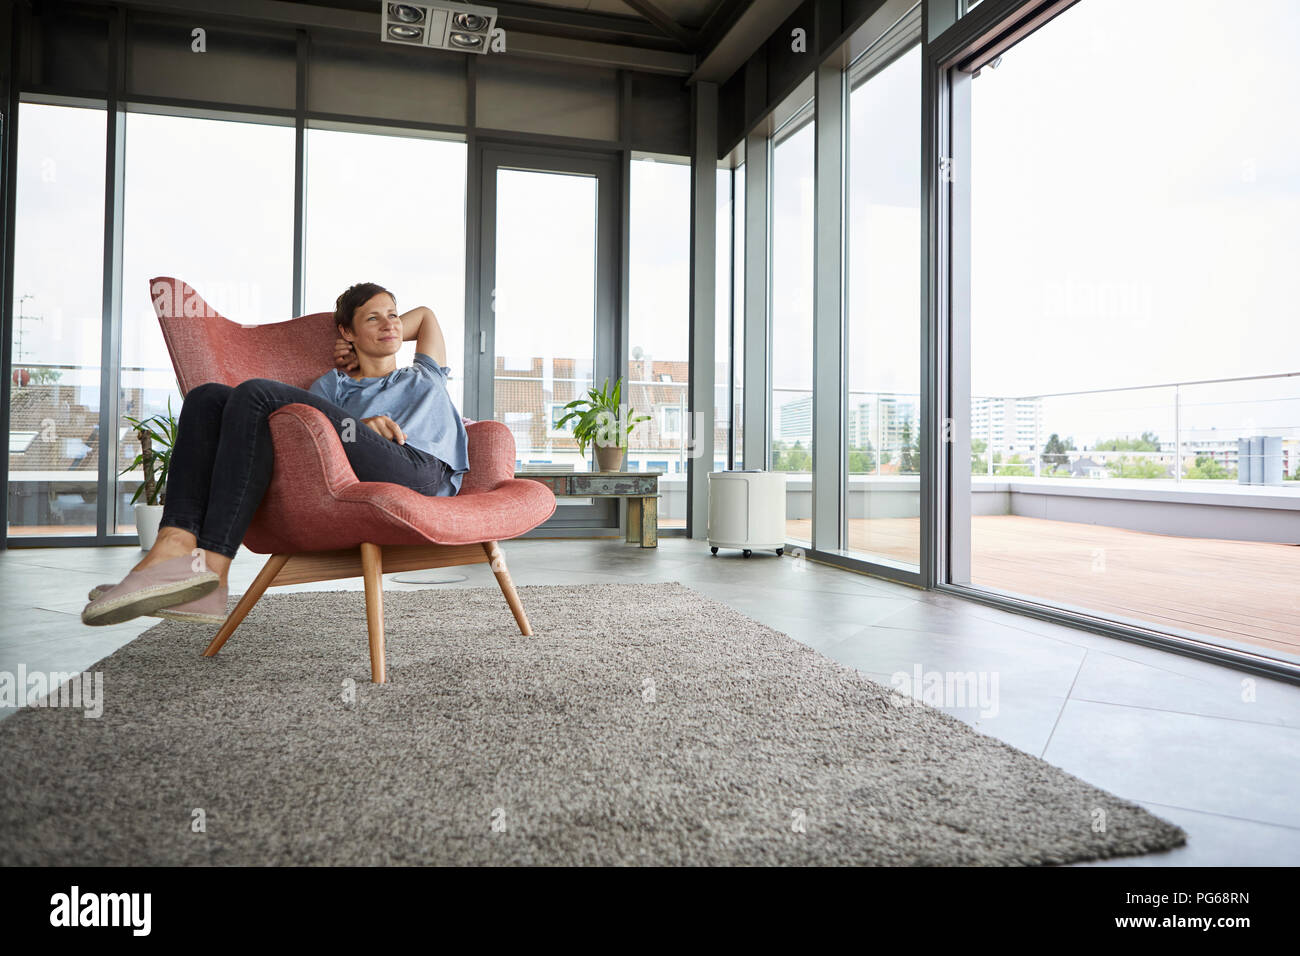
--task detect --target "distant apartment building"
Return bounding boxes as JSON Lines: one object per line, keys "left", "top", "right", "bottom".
{"left": 778, "top": 395, "right": 812, "bottom": 445}
{"left": 878, "top": 396, "right": 917, "bottom": 450}
{"left": 972, "top": 396, "right": 1043, "bottom": 455}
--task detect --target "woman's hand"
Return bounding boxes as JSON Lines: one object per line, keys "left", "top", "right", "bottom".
{"left": 334, "top": 337, "right": 358, "bottom": 372}
{"left": 361, "top": 416, "right": 406, "bottom": 445}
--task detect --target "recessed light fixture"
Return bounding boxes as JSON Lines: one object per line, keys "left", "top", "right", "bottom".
{"left": 452, "top": 12, "right": 489, "bottom": 31}
{"left": 449, "top": 32, "right": 483, "bottom": 50}
{"left": 380, "top": 1, "right": 499, "bottom": 55}
{"left": 389, "top": 3, "right": 424, "bottom": 23}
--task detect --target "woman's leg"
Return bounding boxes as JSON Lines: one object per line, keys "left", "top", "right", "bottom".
{"left": 156, "top": 381, "right": 231, "bottom": 538}
{"left": 132, "top": 382, "right": 236, "bottom": 584}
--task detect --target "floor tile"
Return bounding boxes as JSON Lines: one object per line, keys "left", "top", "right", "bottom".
{"left": 1043, "top": 698, "right": 1300, "bottom": 830}
{"left": 1070, "top": 648, "right": 1300, "bottom": 730}
{"left": 1072, "top": 802, "right": 1300, "bottom": 866}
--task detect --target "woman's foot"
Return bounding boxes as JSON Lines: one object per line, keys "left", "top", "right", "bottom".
{"left": 81, "top": 554, "right": 219, "bottom": 626}
{"left": 132, "top": 525, "right": 198, "bottom": 568}
{"left": 86, "top": 582, "right": 230, "bottom": 625}
{"left": 157, "top": 585, "right": 229, "bottom": 624}
{"left": 131, "top": 525, "right": 233, "bottom": 584}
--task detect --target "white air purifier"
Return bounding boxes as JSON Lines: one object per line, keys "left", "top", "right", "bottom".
{"left": 707, "top": 470, "right": 786, "bottom": 558}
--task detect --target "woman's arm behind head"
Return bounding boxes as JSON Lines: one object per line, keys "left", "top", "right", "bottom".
{"left": 399, "top": 306, "right": 448, "bottom": 369}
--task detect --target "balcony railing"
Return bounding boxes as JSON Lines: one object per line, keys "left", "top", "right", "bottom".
{"left": 971, "top": 370, "right": 1299, "bottom": 486}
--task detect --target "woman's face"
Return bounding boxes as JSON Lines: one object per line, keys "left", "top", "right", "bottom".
{"left": 341, "top": 292, "right": 402, "bottom": 357}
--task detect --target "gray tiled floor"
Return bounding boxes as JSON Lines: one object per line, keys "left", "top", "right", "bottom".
{"left": 1, "top": 536, "right": 1297, "bottom": 866}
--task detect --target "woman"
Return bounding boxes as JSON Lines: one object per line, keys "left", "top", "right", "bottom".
{"left": 81, "top": 282, "right": 469, "bottom": 627}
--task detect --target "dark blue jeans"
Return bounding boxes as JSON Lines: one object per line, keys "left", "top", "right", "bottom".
{"left": 159, "top": 378, "right": 449, "bottom": 558}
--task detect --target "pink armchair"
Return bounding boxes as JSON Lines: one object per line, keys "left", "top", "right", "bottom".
{"left": 150, "top": 277, "right": 556, "bottom": 682}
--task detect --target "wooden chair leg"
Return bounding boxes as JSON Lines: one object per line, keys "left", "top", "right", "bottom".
{"left": 360, "top": 542, "right": 387, "bottom": 684}
{"left": 482, "top": 540, "right": 532, "bottom": 636}
{"left": 203, "top": 554, "right": 290, "bottom": 658}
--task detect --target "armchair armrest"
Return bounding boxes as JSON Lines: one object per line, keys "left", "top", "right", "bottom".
{"left": 459, "top": 420, "right": 517, "bottom": 495}
{"left": 266, "top": 403, "right": 361, "bottom": 496}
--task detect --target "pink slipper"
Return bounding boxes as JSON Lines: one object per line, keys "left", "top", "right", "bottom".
{"left": 158, "top": 585, "right": 229, "bottom": 625}
{"left": 81, "top": 554, "right": 219, "bottom": 627}
{"left": 87, "top": 582, "right": 229, "bottom": 625}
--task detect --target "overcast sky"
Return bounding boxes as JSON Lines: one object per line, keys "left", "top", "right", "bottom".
{"left": 971, "top": 0, "right": 1300, "bottom": 445}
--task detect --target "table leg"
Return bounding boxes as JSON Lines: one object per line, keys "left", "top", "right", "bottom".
{"left": 641, "top": 495, "right": 657, "bottom": 548}
{"left": 626, "top": 497, "right": 642, "bottom": 545}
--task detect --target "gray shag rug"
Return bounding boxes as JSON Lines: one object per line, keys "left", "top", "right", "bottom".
{"left": 0, "top": 581, "right": 1185, "bottom": 865}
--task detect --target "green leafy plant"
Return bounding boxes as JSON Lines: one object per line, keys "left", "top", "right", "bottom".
{"left": 555, "top": 377, "right": 650, "bottom": 457}
{"left": 120, "top": 398, "right": 178, "bottom": 507}
{"left": 1104, "top": 454, "right": 1166, "bottom": 479}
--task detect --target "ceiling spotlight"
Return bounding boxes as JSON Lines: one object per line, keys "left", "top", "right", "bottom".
{"left": 380, "top": 2, "right": 499, "bottom": 55}
{"left": 449, "top": 32, "right": 484, "bottom": 49}
{"left": 389, "top": 3, "right": 425, "bottom": 23}
{"left": 452, "top": 12, "right": 488, "bottom": 31}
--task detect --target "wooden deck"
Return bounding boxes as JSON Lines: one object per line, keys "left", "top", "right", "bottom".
{"left": 785, "top": 515, "right": 1300, "bottom": 659}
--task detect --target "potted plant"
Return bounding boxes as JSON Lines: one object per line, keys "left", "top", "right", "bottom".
{"left": 556, "top": 377, "right": 650, "bottom": 472}
{"left": 120, "top": 398, "right": 177, "bottom": 550}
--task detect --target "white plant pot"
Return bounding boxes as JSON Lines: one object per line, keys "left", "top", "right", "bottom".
{"left": 134, "top": 504, "right": 164, "bottom": 551}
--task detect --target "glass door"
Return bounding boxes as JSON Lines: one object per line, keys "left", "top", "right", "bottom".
{"left": 474, "top": 145, "right": 620, "bottom": 479}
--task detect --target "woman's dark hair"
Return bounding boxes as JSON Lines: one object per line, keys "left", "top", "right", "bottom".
{"left": 334, "top": 282, "right": 396, "bottom": 334}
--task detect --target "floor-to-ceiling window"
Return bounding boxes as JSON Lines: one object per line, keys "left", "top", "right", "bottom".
{"left": 627, "top": 155, "right": 691, "bottom": 523}
{"left": 845, "top": 35, "right": 922, "bottom": 571}
{"left": 119, "top": 111, "right": 295, "bottom": 533}
{"left": 770, "top": 105, "right": 816, "bottom": 546}
{"left": 958, "top": 0, "right": 1300, "bottom": 666}
{"left": 303, "top": 126, "right": 466, "bottom": 410}
{"left": 7, "top": 102, "right": 106, "bottom": 537}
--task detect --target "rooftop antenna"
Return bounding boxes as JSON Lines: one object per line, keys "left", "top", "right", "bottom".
{"left": 14, "top": 294, "right": 39, "bottom": 365}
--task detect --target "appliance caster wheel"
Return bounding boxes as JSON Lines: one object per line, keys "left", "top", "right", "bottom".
{"left": 776, "top": 548, "right": 784, "bottom": 556}
{"left": 743, "top": 549, "right": 752, "bottom": 558}
{"left": 710, "top": 546, "right": 718, "bottom": 555}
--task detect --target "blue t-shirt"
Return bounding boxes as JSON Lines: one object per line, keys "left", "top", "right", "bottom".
{"left": 308, "top": 352, "right": 469, "bottom": 497}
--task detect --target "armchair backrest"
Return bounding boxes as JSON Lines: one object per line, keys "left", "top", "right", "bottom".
{"left": 151, "top": 277, "right": 337, "bottom": 396}
{"left": 151, "top": 277, "right": 503, "bottom": 494}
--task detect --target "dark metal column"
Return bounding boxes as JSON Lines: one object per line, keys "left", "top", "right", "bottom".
{"left": 98, "top": 7, "right": 126, "bottom": 542}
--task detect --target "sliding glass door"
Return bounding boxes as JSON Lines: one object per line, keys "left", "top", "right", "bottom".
{"left": 949, "top": 0, "right": 1300, "bottom": 668}
{"left": 845, "top": 34, "right": 923, "bottom": 571}
{"left": 627, "top": 154, "right": 694, "bottom": 528}
{"left": 474, "top": 145, "right": 619, "bottom": 490}
{"left": 770, "top": 107, "right": 816, "bottom": 547}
